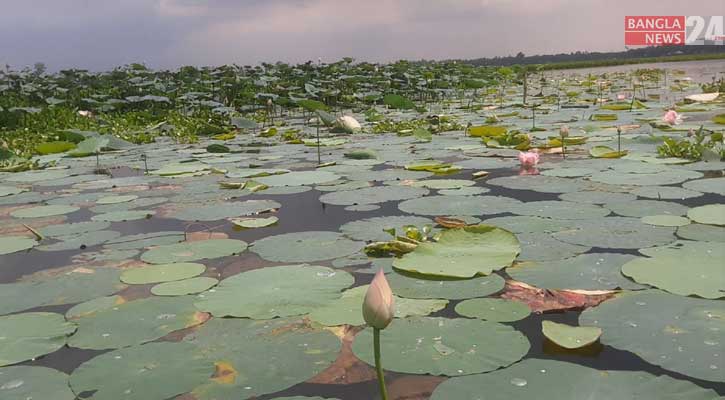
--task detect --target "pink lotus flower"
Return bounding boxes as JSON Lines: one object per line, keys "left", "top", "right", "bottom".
{"left": 362, "top": 269, "right": 395, "bottom": 330}
{"left": 518, "top": 151, "right": 540, "bottom": 168}
{"left": 662, "top": 110, "right": 682, "bottom": 125}
{"left": 519, "top": 167, "right": 540, "bottom": 176}
{"left": 617, "top": 93, "right": 627, "bottom": 100}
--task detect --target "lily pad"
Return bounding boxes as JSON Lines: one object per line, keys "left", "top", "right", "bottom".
{"left": 517, "top": 232, "right": 591, "bottom": 261}
{"left": 487, "top": 175, "right": 587, "bottom": 193}
{"left": 687, "top": 204, "right": 725, "bottom": 226}
{"left": 410, "top": 179, "right": 475, "bottom": 189}
{"left": 0, "top": 366, "right": 75, "bottom": 400}
{"left": 559, "top": 190, "right": 637, "bottom": 204}
{"left": 641, "top": 215, "right": 690, "bottom": 227}
{"left": 229, "top": 216, "right": 279, "bottom": 229}
{"left": 621, "top": 240, "right": 724, "bottom": 299}
{"left": 195, "top": 265, "right": 353, "bottom": 319}
{"left": 38, "top": 221, "right": 110, "bottom": 238}
{"left": 0, "top": 267, "right": 125, "bottom": 315}
{"left": 0, "top": 312, "right": 76, "bottom": 366}
{"left": 632, "top": 185, "right": 703, "bottom": 200}
{"left": 388, "top": 273, "right": 505, "bottom": 300}
{"left": 508, "top": 253, "right": 642, "bottom": 290}
{"left": 0, "top": 185, "right": 26, "bottom": 197}
{"left": 431, "top": 358, "right": 720, "bottom": 399}
{"left": 141, "top": 239, "right": 247, "bottom": 264}
{"left": 340, "top": 215, "right": 433, "bottom": 242}
{"left": 0, "top": 236, "right": 37, "bottom": 255}
{"left": 65, "top": 295, "right": 125, "bottom": 319}
{"left": 96, "top": 194, "right": 138, "bottom": 204}
{"left": 589, "top": 169, "right": 702, "bottom": 186}
{"left": 606, "top": 200, "right": 688, "bottom": 217}
{"left": 512, "top": 201, "right": 610, "bottom": 220}
{"left": 255, "top": 170, "right": 339, "bottom": 186}
{"left": 455, "top": 298, "right": 531, "bottom": 322}
{"left": 120, "top": 262, "right": 206, "bottom": 284}
{"left": 151, "top": 277, "right": 218, "bottom": 296}
{"left": 541, "top": 321, "right": 602, "bottom": 349}
{"left": 352, "top": 317, "right": 529, "bottom": 376}
{"left": 68, "top": 295, "right": 206, "bottom": 349}
{"left": 183, "top": 317, "right": 340, "bottom": 399}
{"left": 171, "top": 200, "right": 280, "bottom": 221}
{"left": 676, "top": 223, "right": 725, "bottom": 242}
{"left": 580, "top": 290, "right": 725, "bottom": 382}
{"left": 398, "top": 195, "right": 522, "bottom": 216}
{"left": 36, "top": 230, "right": 121, "bottom": 252}
{"left": 69, "top": 341, "right": 214, "bottom": 400}
{"left": 682, "top": 177, "right": 725, "bottom": 196}
{"left": 91, "top": 210, "right": 154, "bottom": 222}
{"left": 552, "top": 217, "right": 676, "bottom": 249}
{"left": 251, "top": 231, "right": 362, "bottom": 262}
{"left": 319, "top": 185, "right": 429, "bottom": 206}
{"left": 10, "top": 205, "right": 79, "bottom": 218}
{"left": 393, "top": 225, "right": 520, "bottom": 278}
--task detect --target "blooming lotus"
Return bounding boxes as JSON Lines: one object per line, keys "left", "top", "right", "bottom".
{"left": 336, "top": 115, "right": 362, "bottom": 133}
{"left": 518, "top": 151, "right": 540, "bottom": 168}
{"left": 363, "top": 269, "right": 395, "bottom": 330}
{"left": 617, "top": 93, "right": 626, "bottom": 100}
{"left": 662, "top": 110, "right": 682, "bottom": 125}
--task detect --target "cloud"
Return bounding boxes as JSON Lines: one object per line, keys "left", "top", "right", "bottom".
{"left": 1, "top": 0, "right": 723, "bottom": 70}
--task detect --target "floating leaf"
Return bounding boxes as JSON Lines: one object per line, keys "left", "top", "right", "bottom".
{"left": 541, "top": 321, "right": 602, "bottom": 349}
{"left": 0, "top": 312, "right": 76, "bottom": 366}
{"left": 455, "top": 298, "right": 531, "bottom": 322}
{"left": 120, "top": 262, "right": 206, "bottom": 284}
{"left": 393, "top": 225, "right": 520, "bottom": 278}
{"left": 151, "top": 277, "right": 218, "bottom": 296}
{"left": 251, "top": 231, "right": 362, "bottom": 262}
{"left": 0, "top": 366, "right": 75, "bottom": 400}
{"left": 140, "top": 239, "right": 247, "bottom": 264}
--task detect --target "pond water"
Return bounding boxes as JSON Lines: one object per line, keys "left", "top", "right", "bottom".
{"left": 0, "top": 60, "right": 724, "bottom": 400}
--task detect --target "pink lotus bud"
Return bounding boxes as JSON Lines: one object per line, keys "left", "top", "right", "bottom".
{"left": 362, "top": 269, "right": 395, "bottom": 330}
{"left": 517, "top": 151, "right": 540, "bottom": 168}
{"left": 617, "top": 93, "right": 626, "bottom": 100}
{"left": 662, "top": 110, "right": 682, "bottom": 125}
{"left": 559, "top": 125, "right": 569, "bottom": 138}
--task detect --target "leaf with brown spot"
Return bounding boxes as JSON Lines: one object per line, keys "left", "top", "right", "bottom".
{"left": 434, "top": 216, "right": 467, "bottom": 228}
{"left": 308, "top": 325, "right": 376, "bottom": 385}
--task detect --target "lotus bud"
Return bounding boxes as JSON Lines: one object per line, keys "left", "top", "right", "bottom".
{"left": 662, "top": 110, "right": 682, "bottom": 125}
{"left": 559, "top": 125, "right": 570, "bottom": 138}
{"left": 363, "top": 269, "right": 395, "bottom": 330}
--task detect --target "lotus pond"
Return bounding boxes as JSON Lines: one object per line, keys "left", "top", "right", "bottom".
{"left": 0, "top": 60, "right": 724, "bottom": 400}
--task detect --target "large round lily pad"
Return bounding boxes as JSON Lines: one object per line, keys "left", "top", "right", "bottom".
{"left": 140, "top": 239, "right": 247, "bottom": 264}
{"left": 120, "top": 262, "right": 206, "bottom": 284}
{"left": 0, "top": 267, "right": 125, "bottom": 315}
{"left": 606, "top": 200, "right": 688, "bottom": 217}
{"left": 319, "top": 185, "right": 428, "bottom": 206}
{"left": 10, "top": 205, "right": 79, "bottom": 218}
{"left": 508, "top": 253, "right": 642, "bottom": 290}
{"left": 580, "top": 290, "right": 725, "bottom": 382}
{"left": 0, "top": 366, "right": 75, "bottom": 400}
{"left": 68, "top": 295, "right": 206, "bottom": 349}
{"left": 170, "top": 200, "right": 280, "bottom": 221}
{"left": 91, "top": 210, "right": 154, "bottom": 222}
{"left": 430, "top": 358, "right": 721, "bottom": 399}
{"left": 183, "top": 317, "right": 340, "bottom": 399}
{"left": 552, "top": 217, "right": 676, "bottom": 249}
{"left": 676, "top": 223, "right": 725, "bottom": 242}
{"left": 393, "top": 225, "right": 520, "bottom": 278}
{"left": 388, "top": 272, "right": 505, "bottom": 300}
{"left": 352, "top": 317, "right": 529, "bottom": 376}
{"left": 487, "top": 175, "right": 587, "bottom": 193}
{"left": 687, "top": 204, "right": 725, "bottom": 226}
{"left": 195, "top": 265, "right": 353, "bottom": 319}
{"left": 398, "top": 195, "right": 521, "bottom": 216}
{"left": 621, "top": 241, "right": 724, "bottom": 299}
{"left": 251, "top": 231, "right": 362, "bottom": 262}
{"left": 559, "top": 190, "right": 637, "bottom": 204}
{"left": 641, "top": 214, "right": 690, "bottom": 227}
{"left": 541, "top": 321, "right": 602, "bottom": 349}
{"left": 255, "top": 170, "right": 339, "bottom": 186}
{"left": 682, "top": 177, "right": 725, "bottom": 196}
{"left": 151, "top": 277, "right": 218, "bottom": 296}
{"left": 0, "top": 312, "right": 76, "bottom": 366}
{"left": 512, "top": 201, "right": 610, "bottom": 220}
{"left": 340, "top": 215, "right": 433, "bottom": 242}
{"left": 70, "top": 341, "right": 214, "bottom": 400}
{"left": 482, "top": 215, "right": 572, "bottom": 234}
{"left": 0, "top": 235, "right": 37, "bottom": 255}
{"left": 455, "top": 298, "right": 531, "bottom": 322}
{"left": 589, "top": 169, "right": 702, "bottom": 186}
{"left": 516, "top": 232, "right": 591, "bottom": 261}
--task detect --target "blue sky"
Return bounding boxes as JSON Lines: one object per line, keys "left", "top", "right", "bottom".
{"left": 1, "top": 0, "right": 722, "bottom": 70}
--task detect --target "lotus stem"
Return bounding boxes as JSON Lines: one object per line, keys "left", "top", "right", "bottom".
{"left": 373, "top": 328, "right": 389, "bottom": 400}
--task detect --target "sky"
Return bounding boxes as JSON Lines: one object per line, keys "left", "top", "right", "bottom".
{"left": 1, "top": 0, "right": 723, "bottom": 71}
